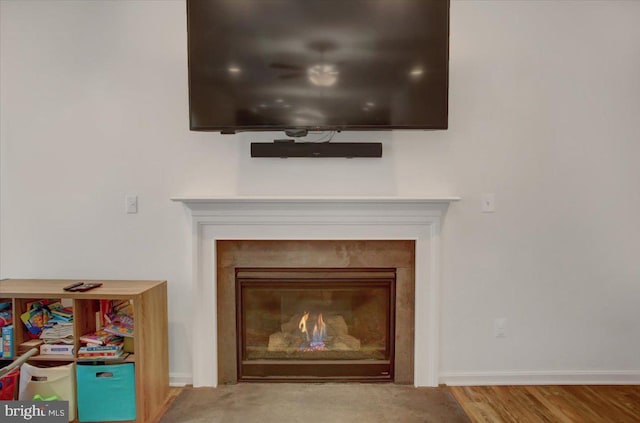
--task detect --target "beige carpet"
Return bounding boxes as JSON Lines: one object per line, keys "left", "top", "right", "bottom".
{"left": 160, "top": 383, "right": 470, "bottom": 423}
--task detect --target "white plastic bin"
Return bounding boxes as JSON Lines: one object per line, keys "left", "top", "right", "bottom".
{"left": 18, "top": 362, "right": 76, "bottom": 422}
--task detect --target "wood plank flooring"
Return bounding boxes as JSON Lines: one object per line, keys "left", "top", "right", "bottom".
{"left": 449, "top": 385, "right": 640, "bottom": 423}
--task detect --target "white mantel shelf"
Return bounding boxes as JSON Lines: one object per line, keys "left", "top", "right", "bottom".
{"left": 171, "top": 196, "right": 461, "bottom": 204}
{"left": 174, "top": 196, "right": 459, "bottom": 388}
{"left": 172, "top": 196, "right": 460, "bottom": 201}
{"left": 171, "top": 196, "right": 460, "bottom": 217}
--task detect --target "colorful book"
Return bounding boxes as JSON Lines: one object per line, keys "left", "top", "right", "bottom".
{"left": 77, "top": 353, "right": 127, "bottom": 361}
{"left": 2, "top": 325, "right": 13, "bottom": 358}
{"left": 19, "top": 299, "right": 60, "bottom": 337}
{"left": 102, "top": 313, "right": 134, "bottom": 338}
{"left": 83, "top": 345, "right": 122, "bottom": 352}
{"left": 103, "top": 323, "right": 134, "bottom": 338}
{"left": 77, "top": 347, "right": 123, "bottom": 358}
{"left": 20, "top": 308, "right": 49, "bottom": 337}
{"left": 78, "top": 353, "right": 123, "bottom": 359}
{"left": 50, "top": 308, "right": 73, "bottom": 321}
{"left": 79, "top": 329, "right": 123, "bottom": 346}
{"left": 0, "top": 309, "right": 11, "bottom": 327}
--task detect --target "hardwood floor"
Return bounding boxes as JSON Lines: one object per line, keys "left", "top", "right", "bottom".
{"left": 449, "top": 385, "right": 640, "bottom": 423}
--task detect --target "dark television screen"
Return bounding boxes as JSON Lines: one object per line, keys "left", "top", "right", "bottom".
{"left": 187, "top": 0, "right": 449, "bottom": 133}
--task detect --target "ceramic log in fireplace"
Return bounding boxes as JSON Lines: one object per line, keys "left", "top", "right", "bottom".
{"left": 236, "top": 268, "right": 396, "bottom": 381}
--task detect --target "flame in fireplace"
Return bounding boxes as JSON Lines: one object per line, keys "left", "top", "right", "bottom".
{"left": 298, "top": 312, "right": 310, "bottom": 340}
{"left": 298, "top": 312, "right": 327, "bottom": 351}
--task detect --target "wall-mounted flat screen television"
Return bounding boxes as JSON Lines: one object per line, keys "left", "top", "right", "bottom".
{"left": 187, "top": 0, "right": 450, "bottom": 134}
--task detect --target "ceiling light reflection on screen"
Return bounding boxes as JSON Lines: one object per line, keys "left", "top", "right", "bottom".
{"left": 308, "top": 64, "right": 339, "bottom": 87}
{"left": 410, "top": 67, "right": 424, "bottom": 79}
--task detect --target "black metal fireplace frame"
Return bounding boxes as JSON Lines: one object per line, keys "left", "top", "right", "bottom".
{"left": 235, "top": 268, "right": 396, "bottom": 382}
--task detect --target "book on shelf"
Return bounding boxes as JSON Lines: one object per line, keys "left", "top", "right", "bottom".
{"left": 2, "top": 325, "right": 13, "bottom": 358}
{"left": 40, "top": 343, "right": 74, "bottom": 356}
{"left": 78, "top": 345, "right": 124, "bottom": 359}
{"left": 49, "top": 307, "right": 73, "bottom": 322}
{"left": 79, "top": 329, "right": 123, "bottom": 346}
{"left": 82, "top": 345, "right": 122, "bottom": 352}
{"left": 103, "top": 321, "right": 134, "bottom": 338}
{"left": 19, "top": 299, "right": 62, "bottom": 338}
{"left": 99, "top": 299, "right": 134, "bottom": 337}
{"left": 77, "top": 352, "right": 129, "bottom": 361}
{"left": 20, "top": 307, "right": 50, "bottom": 337}
{"left": 78, "top": 350, "right": 123, "bottom": 358}
{"left": 0, "top": 301, "right": 11, "bottom": 327}
{"left": 40, "top": 322, "right": 74, "bottom": 344}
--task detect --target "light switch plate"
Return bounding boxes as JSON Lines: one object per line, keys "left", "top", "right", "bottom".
{"left": 482, "top": 193, "right": 496, "bottom": 213}
{"left": 126, "top": 195, "right": 138, "bottom": 214}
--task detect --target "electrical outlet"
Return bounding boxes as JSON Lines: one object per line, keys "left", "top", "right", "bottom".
{"left": 494, "top": 317, "right": 507, "bottom": 338}
{"left": 126, "top": 195, "right": 138, "bottom": 214}
{"left": 482, "top": 193, "right": 496, "bottom": 213}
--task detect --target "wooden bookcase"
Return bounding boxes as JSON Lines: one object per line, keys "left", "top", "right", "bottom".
{"left": 0, "top": 279, "right": 169, "bottom": 423}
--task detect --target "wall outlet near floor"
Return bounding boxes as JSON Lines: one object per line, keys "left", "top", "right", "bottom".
{"left": 494, "top": 317, "right": 507, "bottom": 338}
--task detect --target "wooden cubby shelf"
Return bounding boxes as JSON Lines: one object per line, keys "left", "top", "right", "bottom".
{"left": 0, "top": 279, "right": 169, "bottom": 423}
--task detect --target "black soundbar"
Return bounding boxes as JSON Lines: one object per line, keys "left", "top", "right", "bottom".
{"left": 251, "top": 142, "right": 382, "bottom": 158}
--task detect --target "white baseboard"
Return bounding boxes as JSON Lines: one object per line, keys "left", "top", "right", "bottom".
{"left": 440, "top": 370, "right": 640, "bottom": 386}
{"left": 170, "top": 372, "right": 193, "bottom": 387}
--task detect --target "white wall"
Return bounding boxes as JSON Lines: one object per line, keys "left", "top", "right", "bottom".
{"left": 2, "top": 0, "right": 639, "bottom": 384}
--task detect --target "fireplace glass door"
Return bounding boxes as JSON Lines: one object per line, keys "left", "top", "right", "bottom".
{"left": 236, "top": 269, "right": 395, "bottom": 381}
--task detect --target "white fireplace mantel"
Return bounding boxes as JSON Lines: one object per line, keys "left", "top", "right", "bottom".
{"left": 172, "top": 196, "right": 460, "bottom": 387}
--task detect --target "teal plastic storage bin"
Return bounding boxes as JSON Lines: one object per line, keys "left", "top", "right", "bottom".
{"left": 76, "top": 363, "right": 136, "bottom": 422}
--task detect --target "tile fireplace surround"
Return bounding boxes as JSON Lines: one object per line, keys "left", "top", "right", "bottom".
{"left": 172, "top": 197, "right": 459, "bottom": 387}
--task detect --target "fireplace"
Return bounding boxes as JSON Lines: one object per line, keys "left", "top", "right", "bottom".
{"left": 218, "top": 240, "right": 415, "bottom": 384}
{"left": 237, "top": 268, "right": 396, "bottom": 381}
{"left": 171, "top": 196, "right": 459, "bottom": 387}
